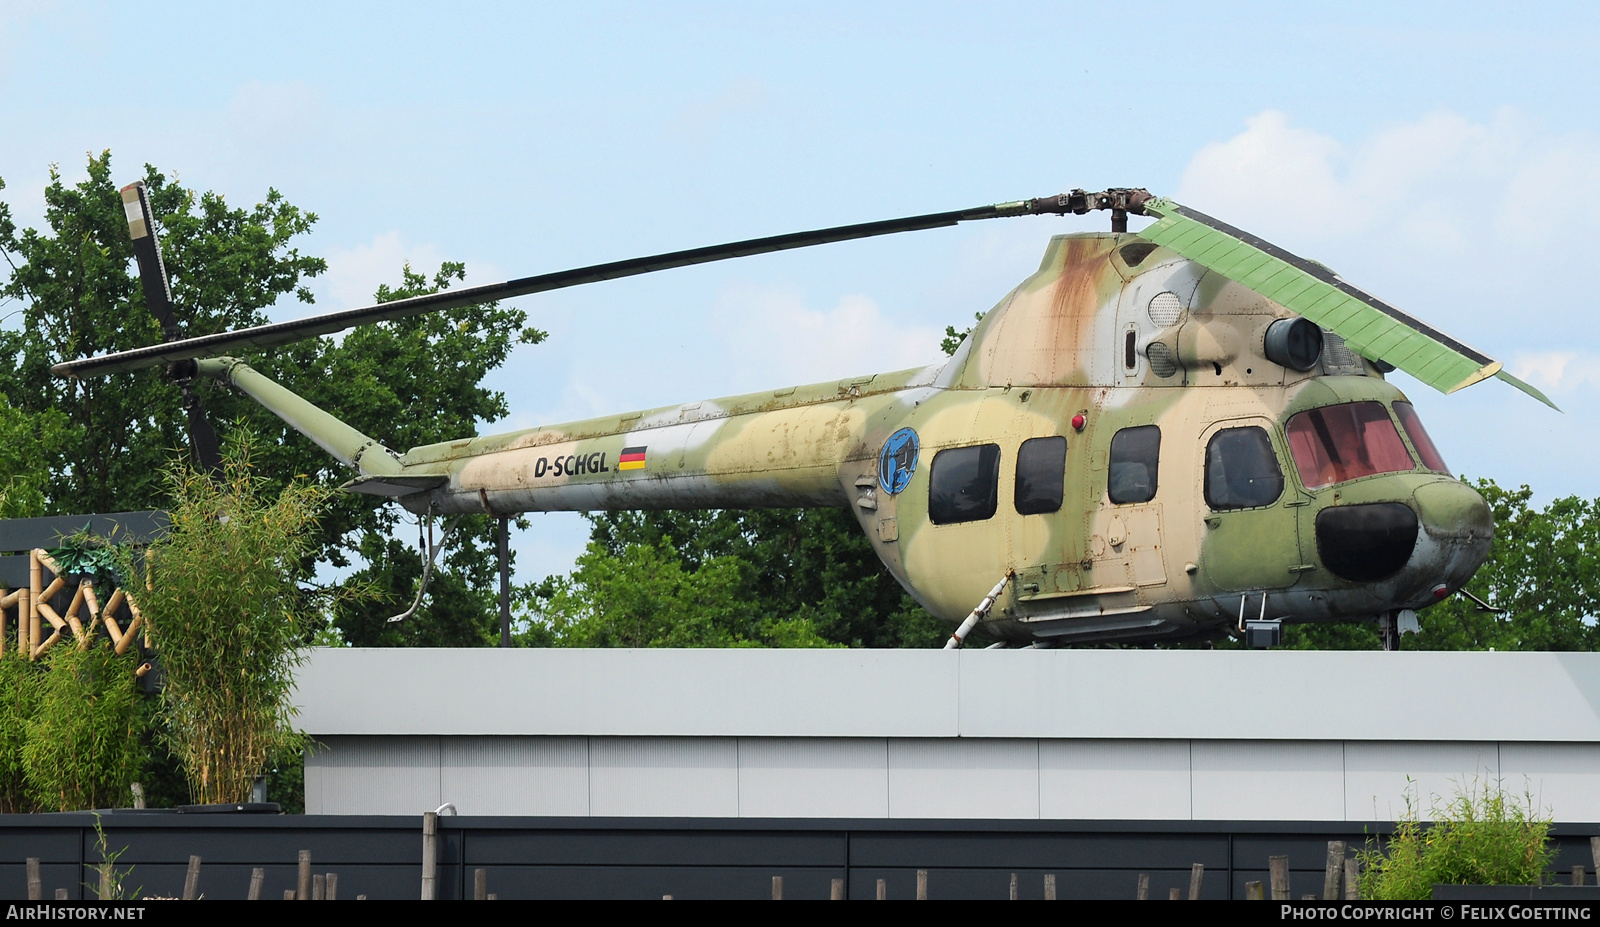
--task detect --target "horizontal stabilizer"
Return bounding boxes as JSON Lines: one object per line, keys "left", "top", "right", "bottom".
{"left": 341, "top": 475, "right": 448, "bottom": 498}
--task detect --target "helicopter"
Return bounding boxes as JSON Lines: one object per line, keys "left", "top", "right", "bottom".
{"left": 52, "top": 184, "right": 1555, "bottom": 650}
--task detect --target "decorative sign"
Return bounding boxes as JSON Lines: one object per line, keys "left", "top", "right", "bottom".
{"left": 877, "top": 427, "right": 920, "bottom": 496}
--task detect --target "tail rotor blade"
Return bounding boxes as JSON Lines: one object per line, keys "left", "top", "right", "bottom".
{"left": 120, "top": 181, "right": 226, "bottom": 470}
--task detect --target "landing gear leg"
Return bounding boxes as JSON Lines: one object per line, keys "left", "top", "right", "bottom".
{"left": 1379, "top": 611, "right": 1400, "bottom": 652}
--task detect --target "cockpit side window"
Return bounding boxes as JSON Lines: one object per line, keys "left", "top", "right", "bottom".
{"left": 1205, "top": 426, "right": 1285, "bottom": 509}
{"left": 1393, "top": 401, "right": 1450, "bottom": 474}
{"left": 1108, "top": 425, "right": 1160, "bottom": 504}
{"left": 1285, "top": 401, "right": 1413, "bottom": 490}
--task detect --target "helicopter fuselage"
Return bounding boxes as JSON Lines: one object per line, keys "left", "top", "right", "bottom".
{"left": 360, "top": 231, "right": 1492, "bottom": 645}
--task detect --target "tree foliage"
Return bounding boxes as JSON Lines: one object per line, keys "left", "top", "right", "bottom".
{"left": 548, "top": 509, "right": 943, "bottom": 648}
{"left": 0, "top": 152, "right": 543, "bottom": 646}
{"left": 523, "top": 534, "right": 839, "bottom": 648}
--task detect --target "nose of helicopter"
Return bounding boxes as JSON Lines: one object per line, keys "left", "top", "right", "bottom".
{"left": 1313, "top": 478, "right": 1493, "bottom": 596}
{"left": 1410, "top": 478, "right": 1495, "bottom": 589}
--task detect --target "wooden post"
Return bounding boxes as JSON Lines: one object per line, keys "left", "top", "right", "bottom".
{"left": 1168, "top": 887, "right": 1182, "bottom": 900}
{"left": 54, "top": 889, "right": 66, "bottom": 901}
{"left": 28, "top": 550, "right": 40, "bottom": 660}
{"left": 27, "top": 857, "right": 41, "bottom": 900}
{"left": 421, "top": 812, "right": 438, "bottom": 900}
{"left": 130, "top": 782, "right": 145, "bottom": 810}
{"left": 248, "top": 868, "right": 264, "bottom": 901}
{"left": 830, "top": 878, "right": 844, "bottom": 900}
{"left": 1345, "top": 858, "right": 1361, "bottom": 900}
{"left": 770, "top": 875, "right": 781, "bottom": 900}
{"left": 876, "top": 878, "right": 886, "bottom": 900}
{"left": 1269, "top": 855, "right": 1290, "bottom": 900}
{"left": 326, "top": 873, "right": 337, "bottom": 901}
{"left": 916, "top": 869, "right": 927, "bottom": 900}
{"left": 1189, "top": 863, "right": 1204, "bottom": 900}
{"left": 1044, "top": 873, "right": 1056, "bottom": 900}
{"left": 1574, "top": 865, "right": 1587, "bottom": 887}
{"left": 298, "top": 849, "right": 311, "bottom": 902}
{"left": 476, "top": 869, "right": 488, "bottom": 901}
{"left": 98, "top": 862, "right": 112, "bottom": 900}
{"left": 312, "top": 874, "right": 324, "bottom": 901}
{"left": 1324, "top": 841, "right": 1345, "bottom": 900}
{"left": 1136, "top": 873, "right": 1149, "bottom": 900}
{"left": 1245, "top": 881, "right": 1264, "bottom": 900}
{"left": 182, "top": 855, "right": 201, "bottom": 901}
{"left": 1591, "top": 836, "right": 1600, "bottom": 876}
{"left": 283, "top": 890, "right": 296, "bottom": 901}
{"left": 1009, "top": 872, "right": 1018, "bottom": 900}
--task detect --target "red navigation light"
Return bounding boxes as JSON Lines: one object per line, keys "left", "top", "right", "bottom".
{"left": 1071, "top": 413, "right": 1086, "bottom": 432}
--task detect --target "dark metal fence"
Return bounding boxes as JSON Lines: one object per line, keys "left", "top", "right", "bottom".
{"left": 3, "top": 813, "right": 1597, "bottom": 900}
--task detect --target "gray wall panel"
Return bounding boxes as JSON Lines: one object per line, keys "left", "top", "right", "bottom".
{"left": 1039, "top": 739, "right": 1191, "bottom": 820}
{"left": 1343, "top": 741, "right": 1500, "bottom": 822}
{"left": 736, "top": 737, "right": 889, "bottom": 818}
{"left": 296, "top": 649, "right": 958, "bottom": 738}
{"left": 887, "top": 739, "right": 1039, "bottom": 819}
{"left": 1499, "top": 742, "right": 1600, "bottom": 823}
{"left": 589, "top": 737, "right": 740, "bottom": 817}
{"left": 1191, "top": 740, "right": 1345, "bottom": 821}
{"left": 440, "top": 736, "right": 589, "bottom": 816}
{"left": 307, "top": 735, "right": 440, "bottom": 815}
{"left": 297, "top": 648, "right": 1600, "bottom": 743}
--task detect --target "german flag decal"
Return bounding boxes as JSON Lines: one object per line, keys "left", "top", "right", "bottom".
{"left": 618, "top": 446, "right": 647, "bottom": 471}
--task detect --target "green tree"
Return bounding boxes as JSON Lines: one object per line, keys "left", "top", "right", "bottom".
{"left": 569, "top": 509, "right": 942, "bottom": 647}
{"left": 522, "top": 534, "right": 839, "bottom": 648}
{"left": 0, "top": 153, "right": 543, "bottom": 646}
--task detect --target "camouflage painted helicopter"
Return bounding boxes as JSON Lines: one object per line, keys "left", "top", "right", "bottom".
{"left": 53, "top": 184, "right": 1555, "bottom": 649}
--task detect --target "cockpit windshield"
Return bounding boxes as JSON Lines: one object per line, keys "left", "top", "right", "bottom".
{"left": 1285, "top": 401, "right": 1414, "bottom": 490}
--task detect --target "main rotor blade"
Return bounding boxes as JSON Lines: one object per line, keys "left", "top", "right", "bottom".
{"left": 1137, "top": 198, "right": 1559, "bottom": 410}
{"left": 54, "top": 190, "right": 1145, "bottom": 378}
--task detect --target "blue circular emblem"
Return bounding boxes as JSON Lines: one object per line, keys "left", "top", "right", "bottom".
{"left": 878, "top": 427, "right": 920, "bottom": 495}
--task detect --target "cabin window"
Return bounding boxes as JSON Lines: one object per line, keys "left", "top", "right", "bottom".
{"left": 1285, "top": 401, "right": 1414, "bottom": 490}
{"left": 1393, "top": 402, "right": 1450, "bottom": 474}
{"left": 929, "top": 444, "right": 1001, "bottom": 524}
{"left": 1015, "top": 436, "right": 1067, "bottom": 515}
{"left": 1108, "top": 425, "right": 1160, "bottom": 504}
{"left": 1205, "top": 426, "right": 1285, "bottom": 509}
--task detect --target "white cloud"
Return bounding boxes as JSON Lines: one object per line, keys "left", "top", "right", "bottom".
{"left": 1511, "top": 351, "right": 1600, "bottom": 394}
{"left": 1176, "top": 107, "right": 1600, "bottom": 255}
{"left": 314, "top": 231, "right": 448, "bottom": 311}
{"left": 709, "top": 285, "right": 943, "bottom": 390}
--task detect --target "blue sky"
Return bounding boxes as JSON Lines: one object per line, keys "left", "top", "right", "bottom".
{"left": 3, "top": 2, "right": 1597, "bottom": 583}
